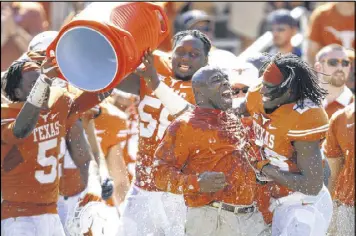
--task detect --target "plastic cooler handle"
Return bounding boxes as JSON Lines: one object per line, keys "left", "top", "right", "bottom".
{"left": 46, "top": 33, "right": 66, "bottom": 81}
{"left": 147, "top": 3, "right": 169, "bottom": 43}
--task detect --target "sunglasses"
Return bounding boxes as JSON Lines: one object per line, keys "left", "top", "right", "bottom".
{"left": 232, "top": 87, "right": 249, "bottom": 95}
{"left": 322, "top": 58, "right": 350, "bottom": 67}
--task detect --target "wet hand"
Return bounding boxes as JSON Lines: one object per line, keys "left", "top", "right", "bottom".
{"left": 135, "top": 49, "right": 160, "bottom": 90}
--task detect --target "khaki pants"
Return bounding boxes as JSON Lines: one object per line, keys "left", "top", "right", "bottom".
{"left": 185, "top": 206, "right": 271, "bottom": 236}
{"left": 328, "top": 201, "right": 355, "bottom": 236}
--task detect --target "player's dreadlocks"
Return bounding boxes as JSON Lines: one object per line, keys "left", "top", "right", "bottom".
{"left": 172, "top": 29, "right": 212, "bottom": 56}
{"left": 260, "top": 53, "right": 328, "bottom": 109}
{"left": 1, "top": 60, "right": 28, "bottom": 102}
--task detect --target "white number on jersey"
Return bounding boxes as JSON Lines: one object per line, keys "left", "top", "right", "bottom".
{"left": 35, "top": 138, "right": 59, "bottom": 184}
{"left": 138, "top": 95, "right": 171, "bottom": 140}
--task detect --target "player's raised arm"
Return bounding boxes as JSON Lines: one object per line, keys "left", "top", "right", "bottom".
{"left": 135, "top": 50, "right": 193, "bottom": 117}
{"left": 1, "top": 55, "right": 58, "bottom": 142}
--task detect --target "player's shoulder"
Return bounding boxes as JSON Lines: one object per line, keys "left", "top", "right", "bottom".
{"left": 246, "top": 84, "right": 262, "bottom": 106}
{"left": 312, "top": 3, "right": 335, "bottom": 16}
{"left": 330, "top": 102, "right": 355, "bottom": 124}
{"left": 287, "top": 99, "right": 329, "bottom": 139}
{"left": 100, "top": 100, "right": 128, "bottom": 120}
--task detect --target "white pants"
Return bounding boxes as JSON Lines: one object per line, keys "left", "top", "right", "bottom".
{"left": 271, "top": 186, "right": 333, "bottom": 236}
{"left": 57, "top": 194, "right": 82, "bottom": 235}
{"left": 185, "top": 205, "right": 271, "bottom": 236}
{"left": 118, "top": 184, "right": 186, "bottom": 236}
{"left": 1, "top": 214, "right": 65, "bottom": 236}
{"left": 328, "top": 201, "right": 355, "bottom": 236}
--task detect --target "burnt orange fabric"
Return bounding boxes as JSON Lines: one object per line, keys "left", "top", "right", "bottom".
{"left": 94, "top": 101, "right": 128, "bottom": 157}
{"left": 154, "top": 107, "right": 256, "bottom": 207}
{"left": 325, "top": 96, "right": 355, "bottom": 119}
{"left": 308, "top": 3, "right": 355, "bottom": 49}
{"left": 135, "top": 75, "right": 196, "bottom": 191}
{"left": 246, "top": 85, "right": 329, "bottom": 198}
{"left": 323, "top": 103, "right": 355, "bottom": 206}
{"left": 1, "top": 87, "right": 104, "bottom": 219}
{"left": 122, "top": 107, "right": 139, "bottom": 182}
{"left": 1, "top": 2, "right": 48, "bottom": 71}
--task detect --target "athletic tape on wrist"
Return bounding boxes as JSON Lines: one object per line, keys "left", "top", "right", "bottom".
{"left": 154, "top": 82, "right": 189, "bottom": 116}
{"left": 26, "top": 74, "right": 50, "bottom": 108}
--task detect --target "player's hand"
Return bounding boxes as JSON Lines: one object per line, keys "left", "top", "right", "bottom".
{"left": 78, "top": 192, "right": 102, "bottom": 207}
{"left": 135, "top": 49, "right": 160, "bottom": 90}
{"left": 198, "top": 171, "right": 226, "bottom": 193}
{"left": 101, "top": 177, "right": 114, "bottom": 200}
{"left": 29, "top": 51, "right": 60, "bottom": 83}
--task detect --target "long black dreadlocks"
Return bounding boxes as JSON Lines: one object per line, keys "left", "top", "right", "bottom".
{"left": 259, "top": 53, "right": 328, "bottom": 109}
{"left": 172, "top": 29, "right": 212, "bottom": 56}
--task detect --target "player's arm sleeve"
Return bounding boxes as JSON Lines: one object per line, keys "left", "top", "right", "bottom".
{"left": 322, "top": 113, "right": 343, "bottom": 158}
{"left": 66, "top": 90, "right": 111, "bottom": 129}
{"left": 153, "top": 120, "right": 200, "bottom": 194}
{"left": 287, "top": 108, "right": 329, "bottom": 142}
{"left": 152, "top": 79, "right": 193, "bottom": 117}
{"left": 1, "top": 106, "right": 37, "bottom": 144}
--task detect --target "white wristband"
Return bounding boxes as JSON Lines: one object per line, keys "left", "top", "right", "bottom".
{"left": 26, "top": 74, "right": 50, "bottom": 108}
{"left": 154, "top": 82, "right": 190, "bottom": 116}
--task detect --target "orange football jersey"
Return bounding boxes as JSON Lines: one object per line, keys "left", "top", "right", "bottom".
{"left": 323, "top": 103, "right": 355, "bottom": 206}
{"left": 154, "top": 107, "right": 256, "bottom": 207}
{"left": 1, "top": 87, "right": 104, "bottom": 219}
{"left": 323, "top": 88, "right": 354, "bottom": 119}
{"left": 135, "top": 75, "right": 196, "bottom": 191}
{"left": 308, "top": 3, "right": 355, "bottom": 49}
{"left": 246, "top": 85, "right": 329, "bottom": 198}
{"left": 94, "top": 100, "right": 128, "bottom": 157}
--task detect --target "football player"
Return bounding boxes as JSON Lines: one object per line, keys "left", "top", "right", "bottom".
{"left": 116, "top": 30, "right": 211, "bottom": 235}
{"left": 1, "top": 56, "right": 110, "bottom": 235}
{"left": 324, "top": 103, "right": 355, "bottom": 236}
{"left": 235, "top": 53, "right": 333, "bottom": 236}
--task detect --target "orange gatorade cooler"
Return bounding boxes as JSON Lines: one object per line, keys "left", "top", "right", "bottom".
{"left": 46, "top": 2, "right": 169, "bottom": 92}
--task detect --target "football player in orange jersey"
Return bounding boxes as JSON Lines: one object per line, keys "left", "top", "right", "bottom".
{"left": 0, "top": 55, "right": 112, "bottom": 235}
{"left": 323, "top": 103, "right": 355, "bottom": 236}
{"left": 116, "top": 30, "right": 211, "bottom": 236}
{"left": 233, "top": 53, "right": 333, "bottom": 236}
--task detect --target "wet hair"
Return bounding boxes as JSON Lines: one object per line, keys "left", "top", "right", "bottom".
{"left": 172, "top": 29, "right": 212, "bottom": 56}
{"left": 260, "top": 53, "right": 327, "bottom": 109}
{"left": 1, "top": 60, "right": 29, "bottom": 102}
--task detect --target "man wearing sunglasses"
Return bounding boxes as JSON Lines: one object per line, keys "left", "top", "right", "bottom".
{"left": 265, "top": 9, "right": 301, "bottom": 57}
{"left": 315, "top": 44, "right": 355, "bottom": 118}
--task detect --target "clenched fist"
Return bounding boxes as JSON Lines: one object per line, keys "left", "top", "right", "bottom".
{"left": 198, "top": 171, "right": 226, "bottom": 193}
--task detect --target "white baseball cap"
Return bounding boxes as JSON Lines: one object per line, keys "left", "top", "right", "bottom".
{"left": 28, "top": 31, "right": 59, "bottom": 52}
{"left": 228, "top": 62, "right": 261, "bottom": 88}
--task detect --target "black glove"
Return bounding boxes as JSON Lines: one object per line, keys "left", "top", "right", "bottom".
{"left": 101, "top": 177, "right": 114, "bottom": 200}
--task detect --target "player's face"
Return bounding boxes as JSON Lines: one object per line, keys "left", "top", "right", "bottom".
{"left": 16, "top": 69, "right": 41, "bottom": 101}
{"left": 271, "top": 24, "right": 295, "bottom": 48}
{"left": 172, "top": 35, "right": 208, "bottom": 81}
{"left": 205, "top": 70, "right": 232, "bottom": 111}
{"left": 319, "top": 50, "right": 351, "bottom": 88}
{"left": 260, "top": 80, "right": 290, "bottom": 110}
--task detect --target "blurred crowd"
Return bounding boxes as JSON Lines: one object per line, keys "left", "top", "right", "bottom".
{"left": 1, "top": 1, "right": 355, "bottom": 91}
{"left": 0, "top": 2, "right": 355, "bottom": 235}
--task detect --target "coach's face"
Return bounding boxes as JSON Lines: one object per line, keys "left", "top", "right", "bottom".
{"left": 172, "top": 35, "right": 208, "bottom": 81}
